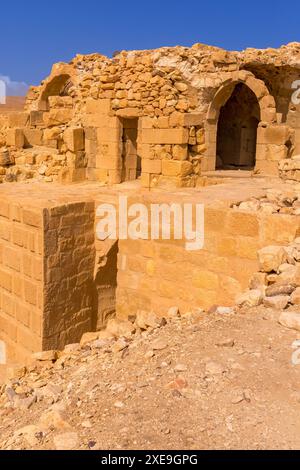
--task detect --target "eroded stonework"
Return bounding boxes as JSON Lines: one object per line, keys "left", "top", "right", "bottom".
{"left": 1, "top": 42, "right": 300, "bottom": 363}
{"left": 0, "top": 42, "right": 299, "bottom": 186}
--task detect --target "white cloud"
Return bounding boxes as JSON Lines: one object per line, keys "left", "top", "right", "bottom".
{"left": 0, "top": 74, "right": 28, "bottom": 96}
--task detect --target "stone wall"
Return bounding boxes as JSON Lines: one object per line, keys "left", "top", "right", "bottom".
{"left": 114, "top": 205, "right": 300, "bottom": 317}
{"left": 0, "top": 43, "right": 299, "bottom": 186}
{"left": 0, "top": 186, "right": 98, "bottom": 363}
{"left": 43, "top": 201, "right": 95, "bottom": 351}
{"left": 0, "top": 200, "right": 44, "bottom": 363}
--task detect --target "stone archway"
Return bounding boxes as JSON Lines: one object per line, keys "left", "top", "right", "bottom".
{"left": 38, "top": 73, "right": 74, "bottom": 111}
{"left": 203, "top": 71, "right": 277, "bottom": 172}
{"left": 216, "top": 83, "right": 260, "bottom": 169}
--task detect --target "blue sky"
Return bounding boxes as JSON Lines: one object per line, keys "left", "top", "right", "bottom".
{"left": 0, "top": 0, "right": 299, "bottom": 94}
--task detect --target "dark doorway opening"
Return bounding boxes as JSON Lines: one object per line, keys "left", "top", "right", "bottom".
{"left": 216, "top": 83, "right": 260, "bottom": 170}
{"left": 121, "top": 118, "right": 141, "bottom": 181}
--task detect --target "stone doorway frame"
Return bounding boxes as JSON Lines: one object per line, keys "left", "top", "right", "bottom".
{"left": 203, "top": 71, "right": 277, "bottom": 172}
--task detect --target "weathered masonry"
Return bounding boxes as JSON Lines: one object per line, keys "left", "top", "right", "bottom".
{"left": 0, "top": 42, "right": 300, "bottom": 362}
{"left": 0, "top": 181, "right": 299, "bottom": 363}
{"left": 0, "top": 42, "right": 299, "bottom": 187}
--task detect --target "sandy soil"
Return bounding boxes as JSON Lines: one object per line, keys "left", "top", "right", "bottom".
{"left": 1, "top": 305, "right": 300, "bottom": 450}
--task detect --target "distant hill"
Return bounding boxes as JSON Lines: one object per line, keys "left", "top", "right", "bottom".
{"left": 0, "top": 96, "right": 25, "bottom": 114}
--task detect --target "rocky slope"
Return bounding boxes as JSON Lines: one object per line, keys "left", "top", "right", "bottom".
{"left": 1, "top": 303, "right": 300, "bottom": 450}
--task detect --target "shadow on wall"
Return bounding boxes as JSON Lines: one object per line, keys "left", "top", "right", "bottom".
{"left": 93, "top": 241, "right": 119, "bottom": 331}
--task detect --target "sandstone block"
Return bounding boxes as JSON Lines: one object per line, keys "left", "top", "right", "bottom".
{"left": 30, "top": 111, "right": 44, "bottom": 126}
{"left": 172, "top": 144, "right": 188, "bottom": 160}
{"left": 226, "top": 211, "right": 259, "bottom": 237}
{"left": 249, "top": 272, "right": 268, "bottom": 289}
{"left": 63, "top": 127, "right": 85, "bottom": 152}
{"left": 257, "top": 246, "right": 287, "bottom": 273}
{"left": 44, "top": 127, "right": 62, "bottom": 141}
{"left": 48, "top": 96, "right": 73, "bottom": 108}
{"left": 142, "top": 159, "right": 162, "bottom": 174}
{"left": 6, "top": 129, "right": 24, "bottom": 148}
{"left": 44, "top": 109, "right": 73, "bottom": 126}
{"left": 8, "top": 112, "right": 29, "bottom": 128}
{"left": 23, "top": 129, "right": 43, "bottom": 147}
{"left": 86, "top": 98, "right": 111, "bottom": 114}
{"left": 162, "top": 160, "right": 193, "bottom": 177}
{"left": 142, "top": 128, "right": 189, "bottom": 145}
{"left": 115, "top": 107, "right": 140, "bottom": 118}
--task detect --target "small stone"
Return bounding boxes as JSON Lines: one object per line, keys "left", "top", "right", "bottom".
{"left": 38, "top": 164, "right": 47, "bottom": 175}
{"left": 291, "top": 287, "right": 300, "bottom": 305}
{"left": 174, "top": 364, "right": 187, "bottom": 372}
{"left": 145, "top": 350, "right": 154, "bottom": 359}
{"left": 236, "top": 289, "right": 263, "bottom": 308}
{"left": 14, "top": 394, "right": 37, "bottom": 410}
{"left": 231, "top": 392, "right": 245, "bottom": 404}
{"left": 14, "top": 425, "right": 42, "bottom": 446}
{"left": 37, "top": 383, "right": 62, "bottom": 402}
{"left": 152, "top": 339, "right": 168, "bottom": 351}
{"left": 114, "top": 401, "right": 125, "bottom": 409}
{"left": 279, "top": 311, "right": 300, "bottom": 331}
{"left": 216, "top": 306, "right": 234, "bottom": 315}
{"left": 53, "top": 432, "right": 79, "bottom": 450}
{"left": 81, "top": 420, "right": 92, "bottom": 429}
{"left": 63, "top": 343, "right": 80, "bottom": 353}
{"left": 265, "top": 284, "right": 295, "bottom": 297}
{"left": 205, "top": 361, "right": 226, "bottom": 375}
{"left": 32, "top": 350, "right": 58, "bottom": 362}
{"left": 263, "top": 295, "right": 290, "bottom": 310}
{"left": 106, "top": 318, "right": 136, "bottom": 338}
{"left": 166, "top": 377, "right": 188, "bottom": 390}
{"left": 216, "top": 338, "right": 235, "bottom": 347}
{"left": 136, "top": 310, "right": 164, "bottom": 329}
{"left": 81, "top": 330, "right": 112, "bottom": 347}
{"left": 88, "top": 440, "right": 97, "bottom": 449}
{"left": 39, "top": 406, "right": 71, "bottom": 431}
{"left": 6, "top": 365, "right": 27, "bottom": 380}
{"left": 167, "top": 306, "right": 180, "bottom": 318}
{"left": 239, "top": 200, "right": 260, "bottom": 211}
{"left": 231, "top": 390, "right": 251, "bottom": 404}
{"left": 257, "top": 246, "right": 287, "bottom": 273}
{"left": 112, "top": 339, "right": 128, "bottom": 353}
{"left": 249, "top": 272, "right": 267, "bottom": 289}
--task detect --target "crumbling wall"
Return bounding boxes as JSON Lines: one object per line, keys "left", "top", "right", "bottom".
{"left": 0, "top": 43, "right": 299, "bottom": 186}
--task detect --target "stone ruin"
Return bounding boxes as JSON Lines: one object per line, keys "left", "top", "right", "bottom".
{"left": 0, "top": 42, "right": 300, "bottom": 364}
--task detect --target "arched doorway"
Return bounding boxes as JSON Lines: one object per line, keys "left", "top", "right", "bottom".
{"left": 38, "top": 74, "right": 73, "bottom": 111}
{"left": 203, "top": 71, "right": 277, "bottom": 172}
{"left": 216, "top": 83, "right": 260, "bottom": 170}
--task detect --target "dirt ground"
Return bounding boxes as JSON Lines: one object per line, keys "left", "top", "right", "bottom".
{"left": 1, "top": 305, "right": 300, "bottom": 450}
